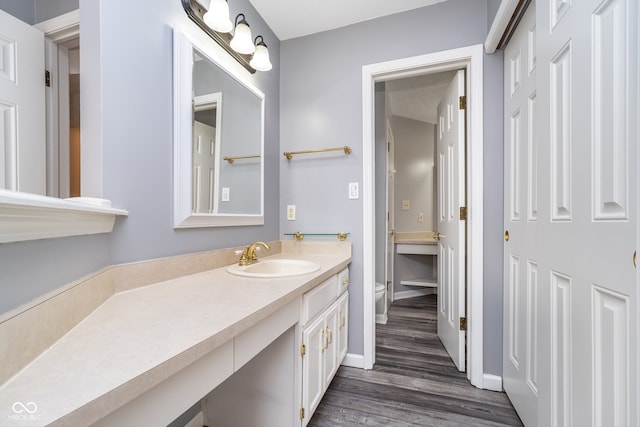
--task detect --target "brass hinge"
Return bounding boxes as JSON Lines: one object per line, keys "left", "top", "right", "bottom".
{"left": 459, "top": 95, "right": 466, "bottom": 110}
{"left": 460, "top": 317, "right": 467, "bottom": 331}
{"left": 300, "top": 342, "right": 306, "bottom": 357}
{"left": 460, "top": 206, "right": 467, "bottom": 221}
{"left": 45, "top": 70, "right": 51, "bottom": 87}
{"left": 300, "top": 406, "right": 305, "bottom": 420}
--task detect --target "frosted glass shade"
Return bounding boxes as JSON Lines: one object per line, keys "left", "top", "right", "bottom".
{"left": 230, "top": 21, "right": 255, "bottom": 54}
{"left": 203, "top": 0, "right": 233, "bottom": 33}
{"left": 250, "top": 42, "right": 272, "bottom": 71}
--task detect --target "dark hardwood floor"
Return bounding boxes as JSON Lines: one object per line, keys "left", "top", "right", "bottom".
{"left": 309, "top": 294, "right": 523, "bottom": 426}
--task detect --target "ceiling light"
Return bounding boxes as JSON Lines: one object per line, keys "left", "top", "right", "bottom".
{"left": 202, "top": 0, "right": 233, "bottom": 33}
{"left": 249, "top": 36, "right": 272, "bottom": 71}
{"left": 230, "top": 14, "right": 255, "bottom": 55}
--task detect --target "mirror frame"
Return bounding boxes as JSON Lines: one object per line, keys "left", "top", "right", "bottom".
{"left": 173, "top": 27, "right": 265, "bottom": 228}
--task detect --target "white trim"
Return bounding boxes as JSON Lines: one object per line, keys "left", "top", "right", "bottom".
{"left": 483, "top": 374, "right": 503, "bottom": 392}
{"left": 393, "top": 288, "right": 436, "bottom": 301}
{"left": 375, "top": 314, "right": 388, "bottom": 324}
{"left": 341, "top": 353, "right": 364, "bottom": 369}
{"left": 34, "top": 10, "right": 80, "bottom": 42}
{"left": 173, "top": 27, "right": 265, "bottom": 228}
{"left": 484, "top": 0, "right": 519, "bottom": 54}
{"left": 0, "top": 189, "right": 127, "bottom": 243}
{"left": 362, "top": 44, "right": 485, "bottom": 389}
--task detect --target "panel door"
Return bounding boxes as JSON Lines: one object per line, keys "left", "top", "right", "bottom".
{"left": 502, "top": 4, "right": 539, "bottom": 427}
{"left": 301, "top": 314, "right": 325, "bottom": 427}
{"left": 0, "top": 9, "right": 45, "bottom": 194}
{"left": 386, "top": 120, "right": 395, "bottom": 303}
{"left": 192, "top": 121, "right": 216, "bottom": 213}
{"left": 337, "top": 292, "right": 349, "bottom": 364}
{"left": 323, "top": 301, "right": 339, "bottom": 387}
{"left": 531, "top": 0, "right": 638, "bottom": 425}
{"left": 436, "top": 69, "right": 466, "bottom": 371}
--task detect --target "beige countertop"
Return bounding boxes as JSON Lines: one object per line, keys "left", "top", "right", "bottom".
{"left": 394, "top": 231, "right": 437, "bottom": 245}
{"left": 0, "top": 250, "right": 350, "bottom": 426}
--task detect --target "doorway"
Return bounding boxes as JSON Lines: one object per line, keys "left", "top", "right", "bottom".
{"left": 362, "top": 44, "right": 488, "bottom": 389}
{"left": 378, "top": 70, "right": 456, "bottom": 320}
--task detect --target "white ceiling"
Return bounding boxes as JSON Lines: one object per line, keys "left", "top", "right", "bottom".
{"left": 248, "top": 0, "right": 448, "bottom": 41}
{"left": 385, "top": 71, "right": 457, "bottom": 124}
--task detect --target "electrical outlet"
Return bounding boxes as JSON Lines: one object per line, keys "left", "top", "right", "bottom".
{"left": 401, "top": 200, "right": 410, "bottom": 210}
{"left": 348, "top": 182, "right": 359, "bottom": 199}
{"left": 418, "top": 212, "right": 424, "bottom": 223}
{"left": 222, "top": 187, "right": 230, "bottom": 202}
{"left": 287, "top": 205, "right": 296, "bottom": 221}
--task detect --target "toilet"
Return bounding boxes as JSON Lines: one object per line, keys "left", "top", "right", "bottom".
{"left": 375, "top": 282, "right": 386, "bottom": 313}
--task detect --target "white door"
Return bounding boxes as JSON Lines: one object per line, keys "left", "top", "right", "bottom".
{"left": 503, "top": 1, "right": 638, "bottom": 425}
{"left": 0, "top": 9, "right": 45, "bottom": 194}
{"left": 502, "top": 4, "right": 538, "bottom": 426}
{"left": 323, "top": 302, "right": 339, "bottom": 386}
{"left": 385, "top": 120, "right": 395, "bottom": 303}
{"left": 436, "top": 69, "right": 466, "bottom": 371}
{"left": 535, "top": 0, "right": 637, "bottom": 425}
{"left": 337, "top": 292, "right": 349, "bottom": 363}
{"left": 301, "top": 315, "right": 324, "bottom": 427}
{"left": 192, "top": 121, "right": 216, "bottom": 213}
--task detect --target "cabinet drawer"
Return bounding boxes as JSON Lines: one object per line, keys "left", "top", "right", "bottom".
{"left": 301, "top": 275, "right": 338, "bottom": 325}
{"left": 337, "top": 267, "right": 349, "bottom": 296}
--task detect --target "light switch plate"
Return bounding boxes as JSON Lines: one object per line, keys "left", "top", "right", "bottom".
{"left": 287, "top": 205, "right": 296, "bottom": 221}
{"left": 222, "top": 187, "right": 230, "bottom": 202}
{"left": 348, "top": 182, "right": 359, "bottom": 199}
{"left": 418, "top": 212, "right": 424, "bottom": 223}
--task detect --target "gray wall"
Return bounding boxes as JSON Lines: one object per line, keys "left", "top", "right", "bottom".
{"left": 391, "top": 116, "right": 435, "bottom": 232}
{"left": 0, "top": 0, "right": 79, "bottom": 24}
{"left": 280, "top": 0, "right": 504, "bottom": 375}
{"left": 0, "top": 0, "right": 280, "bottom": 313}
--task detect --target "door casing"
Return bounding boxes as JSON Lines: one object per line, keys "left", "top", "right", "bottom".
{"left": 361, "top": 44, "right": 488, "bottom": 389}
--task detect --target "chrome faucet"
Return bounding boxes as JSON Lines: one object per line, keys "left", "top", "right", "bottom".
{"left": 238, "top": 241, "right": 271, "bottom": 266}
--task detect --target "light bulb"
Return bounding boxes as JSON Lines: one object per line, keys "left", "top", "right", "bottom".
{"left": 230, "top": 15, "right": 255, "bottom": 55}
{"left": 250, "top": 37, "right": 272, "bottom": 71}
{"left": 203, "top": 0, "right": 233, "bottom": 33}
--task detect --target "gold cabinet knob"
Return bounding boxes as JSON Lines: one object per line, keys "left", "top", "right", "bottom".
{"left": 504, "top": 230, "right": 510, "bottom": 242}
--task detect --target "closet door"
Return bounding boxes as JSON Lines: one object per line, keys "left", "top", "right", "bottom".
{"left": 502, "top": 4, "right": 538, "bottom": 427}
{"left": 533, "top": 0, "right": 637, "bottom": 425}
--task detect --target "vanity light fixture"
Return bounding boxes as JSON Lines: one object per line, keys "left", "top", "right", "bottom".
{"left": 181, "top": 0, "right": 272, "bottom": 74}
{"left": 202, "top": 0, "right": 233, "bottom": 33}
{"left": 249, "top": 36, "right": 272, "bottom": 71}
{"left": 229, "top": 14, "right": 255, "bottom": 55}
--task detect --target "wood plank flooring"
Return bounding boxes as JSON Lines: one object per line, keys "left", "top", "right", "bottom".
{"left": 308, "top": 294, "right": 523, "bottom": 426}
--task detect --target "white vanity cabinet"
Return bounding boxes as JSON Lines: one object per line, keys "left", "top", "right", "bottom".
{"left": 300, "top": 267, "right": 349, "bottom": 426}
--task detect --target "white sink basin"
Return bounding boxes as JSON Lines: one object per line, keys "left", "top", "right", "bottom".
{"left": 226, "top": 259, "right": 321, "bottom": 278}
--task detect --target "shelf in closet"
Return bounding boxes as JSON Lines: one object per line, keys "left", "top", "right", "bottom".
{"left": 400, "top": 279, "right": 437, "bottom": 288}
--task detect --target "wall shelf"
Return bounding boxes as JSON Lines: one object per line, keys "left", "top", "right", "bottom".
{"left": 284, "top": 232, "right": 349, "bottom": 241}
{"left": 400, "top": 279, "right": 437, "bottom": 288}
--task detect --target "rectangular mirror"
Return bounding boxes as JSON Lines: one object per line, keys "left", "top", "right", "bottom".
{"left": 174, "top": 27, "right": 264, "bottom": 227}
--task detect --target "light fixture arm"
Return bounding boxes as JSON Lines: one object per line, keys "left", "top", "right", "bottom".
{"left": 181, "top": 0, "right": 256, "bottom": 73}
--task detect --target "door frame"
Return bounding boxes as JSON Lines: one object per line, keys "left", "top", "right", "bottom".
{"left": 362, "top": 44, "right": 486, "bottom": 389}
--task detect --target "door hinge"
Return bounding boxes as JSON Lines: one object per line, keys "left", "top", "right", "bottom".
{"left": 300, "top": 342, "right": 306, "bottom": 357}
{"left": 459, "top": 95, "right": 466, "bottom": 110}
{"left": 45, "top": 70, "right": 51, "bottom": 87}
{"left": 300, "top": 406, "right": 305, "bottom": 420}
{"left": 459, "top": 206, "right": 467, "bottom": 221}
{"left": 460, "top": 317, "right": 467, "bottom": 331}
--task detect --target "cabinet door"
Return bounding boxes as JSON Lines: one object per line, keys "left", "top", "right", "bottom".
{"left": 337, "top": 292, "right": 349, "bottom": 364}
{"left": 301, "top": 314, "right": 325, "bottom": 426}
{"left": 323, "top": 301, "right": 340, "bottom": 388}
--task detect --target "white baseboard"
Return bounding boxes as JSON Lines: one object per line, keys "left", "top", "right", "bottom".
{"left": 483, "top": 373, "right": 503, "bottom": 392}
{"left": 341, "top": 353, "right": 364, "bottom": 369}
{"left": 375, "top": 313, "right": 388, "bottom": 324}
{"left": 394, "top": 287, "right": 436, "bottom": 301}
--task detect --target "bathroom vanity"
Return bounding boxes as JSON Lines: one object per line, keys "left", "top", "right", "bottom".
{"left": 394, "top": 231, "right": 438, "bottom": 288}
{"left": 0, "top": 242, "right": 350, "bottom": 426}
